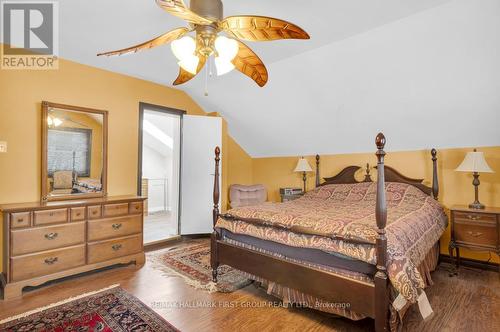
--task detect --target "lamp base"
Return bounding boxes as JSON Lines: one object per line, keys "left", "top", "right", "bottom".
{"left": 469, "top": 202, "right": 485, "bottom": 210}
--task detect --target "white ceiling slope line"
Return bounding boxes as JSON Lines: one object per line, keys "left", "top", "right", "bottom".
{"left": 185, "top": 0, "right": 500, "bottom": 157}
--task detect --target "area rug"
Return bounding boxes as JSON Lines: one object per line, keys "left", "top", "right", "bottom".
{"left": 147, "top": 239, "right": 251, "bottom": 293}
{"left": 0, "top": 285, "right": 179, "bottom": 332}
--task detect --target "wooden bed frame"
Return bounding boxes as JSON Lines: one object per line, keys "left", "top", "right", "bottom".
{"left": 210, "top": 133, "right": 439, "bottom": 332}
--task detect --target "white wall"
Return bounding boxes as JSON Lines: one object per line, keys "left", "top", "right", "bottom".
{"left": 189, "top": 0, "right": 500, "bottom": 157}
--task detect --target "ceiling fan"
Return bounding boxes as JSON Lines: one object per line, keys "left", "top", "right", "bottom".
{"left": 97, "top": 0, "right": 310, "bottom": 87}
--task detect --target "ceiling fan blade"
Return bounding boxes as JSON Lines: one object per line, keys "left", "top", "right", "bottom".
{"left": 231, "top": 40, "right": 268, "bottom": 87}
{"left": 97, "top": 27, "right": 189, "bottom": 57}
{"left": 156, "top": 0, "right": 213, "bottom": 25}
{"left": 173, "top": 55, "right": 207, "bottom": 85}
{"left": 219, "top": 16, "right": 310, "bottom": 42}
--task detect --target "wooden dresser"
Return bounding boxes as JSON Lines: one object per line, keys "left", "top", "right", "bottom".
{"left": 449, "top": 205, "right": 500, "bottom": 274}
{"left": 0, "top": 196, "right": 146, "bottom": 299}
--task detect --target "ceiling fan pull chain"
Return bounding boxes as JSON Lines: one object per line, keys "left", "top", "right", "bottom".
{"left": 204, "top": 60, "right": 210, "bottom": 96}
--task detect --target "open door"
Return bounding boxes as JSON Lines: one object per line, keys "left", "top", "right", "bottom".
{"left": 181, "top": 115, "right": 222, "bottom": 234}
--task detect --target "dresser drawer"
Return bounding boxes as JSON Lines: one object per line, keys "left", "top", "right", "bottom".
{"left": 10, "top": 212, "right": 31, "bottom": 229}
{"left": 87, "top": 235, "right": 142, "bottom": 264}
{"left": 34, "top": 208, "right": 68, "bottom": 225}
{"left": 103, "top": 203, "right": 129, "bottom": 217}
{"left": 10, "top": 245, "right": 85, "bottom": 282}
{"left": 454, "top": 211, "right": 497, "bottom": 223}
{"left": 454, "top": 220, "right": 497, "bottom": 248}
{"left": 88, "top": 205, "right": 102, "bottom": 219}
{"left": 70, "top": 207, "right": 86, "bottom": 221}
{"left": 87, "top": 215, "right": 142, "bottom": 241}
{"left": 129, "top": 201, "right": 143, "bottom": 214}
{"left": 11, "top": 222, "right": 85, "bottom": 256}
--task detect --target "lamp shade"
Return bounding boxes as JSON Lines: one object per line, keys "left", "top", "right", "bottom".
{"left": 294, "top": 157, "right": 313, "bottom": 173}
{"left": 455, "top": 150, "right": 494, "bottom": 173}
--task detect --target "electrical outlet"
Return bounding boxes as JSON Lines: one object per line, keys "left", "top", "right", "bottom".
{"left": 0, "top": 141, "right": 7, "bottom": 153}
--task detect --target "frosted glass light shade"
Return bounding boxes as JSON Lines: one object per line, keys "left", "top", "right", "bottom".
{"left": 47, "top": 116, "right": 62, "bottom": 127}
{"left": 171, "top": 36, "right": 196, "bottom": 61}
{"left": 178, "top": 55, "right": 199, "bottom": 75}
{"left": 215, "top": 36, "right": 238, "bottom": 60}
{"left": 455, "top": 151, "right": 494, "bottom": 173}
{"left": 215, "top": 57, "right": 235, "bottom": 76}
{"left": 294, "top": 157, "right": 313, "bottom": 172}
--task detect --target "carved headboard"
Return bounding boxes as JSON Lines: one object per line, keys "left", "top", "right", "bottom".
{"left": 314, "top": 149, "right": 439, "bottom": 199}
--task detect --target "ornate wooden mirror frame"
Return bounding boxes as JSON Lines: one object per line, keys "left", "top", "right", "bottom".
{"left": 41, "top": 101, "right": 108, "bottom": 201}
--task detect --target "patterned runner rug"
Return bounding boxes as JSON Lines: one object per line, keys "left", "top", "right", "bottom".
{"left": 147, "top": 239, "right": 251, "bottom": 293}
{"left": 0, "top": 285, "right": 179, "bottom": 332}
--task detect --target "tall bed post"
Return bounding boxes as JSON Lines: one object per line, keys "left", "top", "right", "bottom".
{"left": 374, "top": 133, "right": 389, "bottom": 332}
{"left": 211, "top": 146, "right": 221, "bottom": 282}
{"left": 315, "top": 154, "right": 320, "bottom": 187}
{"left": 431, "top": 148, "right": 439, "bottom": 200}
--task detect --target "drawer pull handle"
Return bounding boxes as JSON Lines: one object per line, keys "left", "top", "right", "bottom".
{"left": 92, "top": 210, "right": 98, "bottom": 214}
{"left": 112, "top": 244, "right": 123, "bottom": 251}
{"left": 76, "top": 212, "right": 81, "bottom": 216}
{"left": 49, "top": 212, "right": 54, "bottom": 216}
{"left": 467, "top": 231, "right": 483, "bottom": 237}
{"left": 467, "top": 215, "right": 480, "bottom": 220}
{"left": 44, "top": 257, "right": 58, "bottom": 265}
{"left": 112, "top": 223, "right": 123, "bottom": 230}
{"left": 18, "top": 218, "right": 24, "bottom": 222}
{"left": 44, "top": 232, "right": 58, "bottom": 240}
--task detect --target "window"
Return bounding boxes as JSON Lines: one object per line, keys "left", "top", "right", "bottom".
{"left": 47, "top": 128, "right": 92, "bottom": 177}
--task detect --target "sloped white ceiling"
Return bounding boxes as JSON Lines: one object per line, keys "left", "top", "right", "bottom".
{"left": 19, "top": 0, "right": 500, "bottom": 157}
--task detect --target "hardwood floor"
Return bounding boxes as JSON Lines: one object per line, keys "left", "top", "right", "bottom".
{"left": 0, "top": 240, "right": 498, "bottom": 331}
{"left": 144, "top": 211, "right": 178, "bottom": 244}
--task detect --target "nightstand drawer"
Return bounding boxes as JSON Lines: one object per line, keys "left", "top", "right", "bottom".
{"left": 454, "top": 220, "right": 497, "bottom": 248}
{"left": 453, "top": 211, "right": 497, "bottom": 223}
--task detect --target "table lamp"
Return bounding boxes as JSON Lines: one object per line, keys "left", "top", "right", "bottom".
{"left": 455, "top": 149, "right": 494, "bottom": 209}
{"left": 294, "top": 157, "right": 313, "bottom": 192}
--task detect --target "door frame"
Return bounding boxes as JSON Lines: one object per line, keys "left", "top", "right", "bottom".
{"left": 138, "top": 102, "right": 186, "bottom": 243}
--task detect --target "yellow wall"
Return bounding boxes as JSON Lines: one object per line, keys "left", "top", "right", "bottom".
{"left": 0, "top": 57, "right": 252, "bottom": 272}
{"left": 253, "top": 146, "right": 500, "bottom": 263}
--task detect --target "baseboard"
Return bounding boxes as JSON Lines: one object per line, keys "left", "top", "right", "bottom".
{"left": 439, "top": 254, "right": 499, "bottom": 272}
{"left": 144, "top": 236, "right": 182, "bottom": 252}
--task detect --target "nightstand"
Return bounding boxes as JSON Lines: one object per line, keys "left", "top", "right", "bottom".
{"left": 280, "top": 193, "right": 304, "bottom": 202}
{"left": 449, "top": 205, "right": 500, "bottom": 275}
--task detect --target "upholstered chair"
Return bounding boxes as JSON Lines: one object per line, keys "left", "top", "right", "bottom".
{"left": 229, "top": 184, "right": 267, "bottom": 208}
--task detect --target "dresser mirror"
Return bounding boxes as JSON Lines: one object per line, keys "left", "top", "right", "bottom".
{"left": 41, "top": 101, "right": 108, "bottom": 201}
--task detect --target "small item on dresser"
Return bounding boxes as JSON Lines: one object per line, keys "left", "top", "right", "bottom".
{"left": 280, "top": 187, "right": 304, "bottom": 202}
{"left": 455, "top": 149, "right": 494, "bottom": 209}
{"left": 294, "top": 157, "right": 313, "bottom": 192}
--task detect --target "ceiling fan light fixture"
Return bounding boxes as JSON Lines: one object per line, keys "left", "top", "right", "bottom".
{"left": 215, "top": 56, "right": 235, "bottom": 76}
{"left": 214, "top": 36, "right": 238, "bottom": 61}
{"left": 178, "top": 55, "right": 200, "bottom": 75}
{"left": 171, "top": 36, "right": 196, "bottom": 61}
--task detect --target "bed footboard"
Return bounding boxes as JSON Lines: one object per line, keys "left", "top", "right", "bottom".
{"left": 211, "top": 134, "right": 391, "bottom": 332}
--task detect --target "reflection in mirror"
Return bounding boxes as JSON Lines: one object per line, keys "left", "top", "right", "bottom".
{"left": 42, "top": 102, "right": 107, "bottom": 201}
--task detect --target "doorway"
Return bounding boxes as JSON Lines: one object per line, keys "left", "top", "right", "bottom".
{"left": 138, "top": 102, "right": 183, "bottom": 245}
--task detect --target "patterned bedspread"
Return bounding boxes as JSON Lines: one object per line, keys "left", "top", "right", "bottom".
{"left": 215, "top": 182, "right": 447, "bottom": 302}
